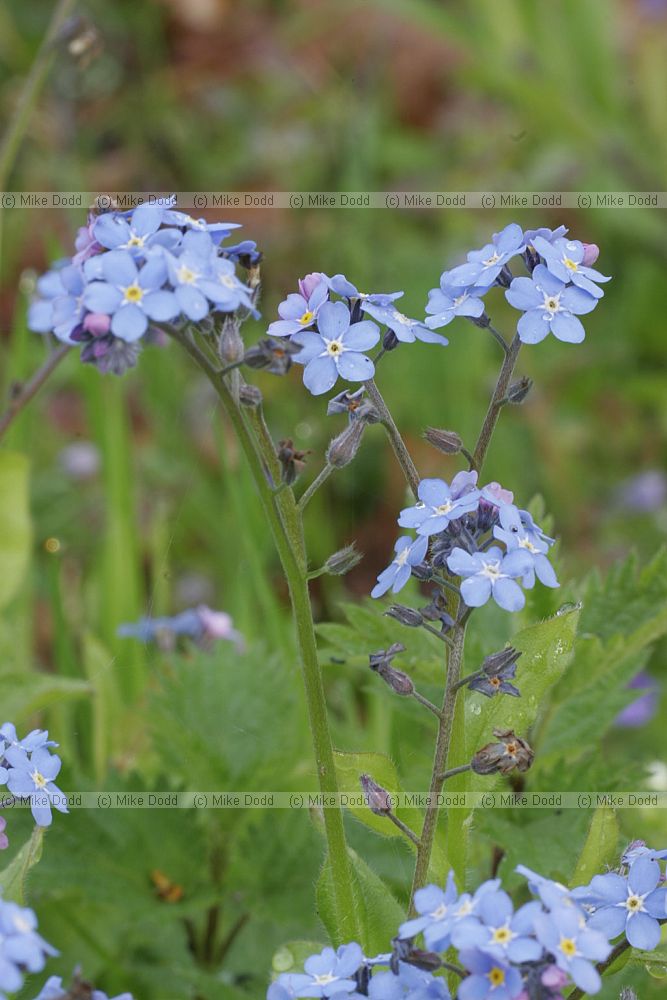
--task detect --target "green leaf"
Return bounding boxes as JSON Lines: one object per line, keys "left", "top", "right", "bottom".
{"left": 464, "top": 606, "right": 580, "bottom": 761}
{"left": 570, "top": 806, "right": 619, "bottom": 886}
{"left": 317, "top": 847, "right": 405, "bottom": 953}
{"left": 0, "top": 450, "right": 32, "bottom": 611}
{"left": 0, "top": 672, "right": 92, "bottom": 721}
{"left": 0, "top": 826, "right": 44, "bottom": 904}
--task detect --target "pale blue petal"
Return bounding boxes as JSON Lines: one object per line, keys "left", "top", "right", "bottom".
{"left": 517, "top": 310, "right": 550, "bottom": 344}
{"left": 336, "top": 351, "right": 375, "bottom": 382}
{"left": 303, "top": 355, "right": 338, "bottom": 395}
{"left": 111, "top": 304, "right": 148, "bottom": 342}
{"left": 551, "top": 312, "right": 585, "bottom": 343}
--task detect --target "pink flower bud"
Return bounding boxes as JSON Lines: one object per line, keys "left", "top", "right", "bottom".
{"left": 581, "top": 242, "right": 600, "bottom": 267}
{"left": 298, "top": 272, "right": 326, "bottom": 299}
{"left": 83, "top": 312, "right": 112, "bottom": 335}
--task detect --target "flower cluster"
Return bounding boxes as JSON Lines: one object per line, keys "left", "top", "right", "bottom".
{"left": 0, "top": 896, "right": 55, "bottom": 999}
{"left": 0, "top": 724, "right": 67, "bottom": 829}
{"left": 371, "top": 472, "right": 558, "bottom": 614}
{"left": 267, "top": 272, "right": 447, "bottom": 396}
{"left": 425, "top": 223, "right": 609, "bottom": 344}
{"left": 27, "top": 199, "right": 258, "bottom": 374}
{"left": 269, "top": 846, "right": 667, "bottom": 999}
{"left": 117, "top": 604, "right": 245, "bottom": 651}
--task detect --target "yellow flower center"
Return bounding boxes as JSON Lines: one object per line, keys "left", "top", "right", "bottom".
{"left": 563, "top": 257, "right": 579, "bottom": 272}
{"left": 123, "top": 283, "right": 143, "bottom": 303}
{"left": 488, "top": 967, "right": 505, "bottom": 987}
{"left": 560, "top": 936, "right": 577, "bottom": 957}
{"left": 177, "top": 265, "right": 198, "bottom": 284}
{"left": 299, "top": 310, "right": 315, "bottom": 325}
{"left": 313, "top": 973, "right": 336, "bottom": 986}
{"left": 126, "top": 235, "right": 145, "bottom": 248}
{"left": 492, "top": 925, "right": 512, "bottom": 944}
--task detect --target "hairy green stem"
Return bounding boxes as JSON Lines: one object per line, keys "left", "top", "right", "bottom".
{"left": 0, "top": 343, "right": 70, "bottom": 443}
{"left": 169, "top": 327, "right": 358, "bottom": 940}
{"left": 471, "top": 333, "right": 521, "bottom": 472}
{"left": 410, "top": 622, "right": 466, "bottom": 903}
{"left": 365, "top": 378, "right": 420, "bottom": 496}
{"left": 298, "top": 463, "right": 335, "bottom": 511}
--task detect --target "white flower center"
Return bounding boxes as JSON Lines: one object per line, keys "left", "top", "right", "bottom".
{"left": 325, "top": 339, "right": 344, "bottom": 357}
{"left": 480, "top": 561, "right": 503, "bottom": 581}
{"left": 13, "top": 914, "right": 32, "bottom": 934}
{"left": 429, "top": 902, "right": 449, "bottom": 920}
{"left": 126, "top": 234, "right": 145, "bottom": 248}
{"left": 542, "top": 292, "right": 562, "bottom": 315}
{"left": 435, "top": 501, "right": 454, "bottom": 515}
{"left": 453, "top": 293, "right": 468, "bottom": 307}
{"left": 625, "top": 893, "right": 646, "bottom": 913}
{"left": 313, "top": 973, "right": 337, "bottom": 986}
{"left": 219, "top": 275, "right": 237, "bottom": 288}
{"left": 491, "top": 924, "right": 515, "bottom": 945}
{"left": 395, "top": 548, "right": 410, "bottom": 568}
{"left": 394, "top": 312, "right": 412, "bottom": 325}
{"left": 31, "top": 769, "right": 48, "bottom": 789}
{"left": 482, "top": 251, "right": 501, "bottom": 267}
{"left": 518, "top": 537, "right": 539, "bottom": 553}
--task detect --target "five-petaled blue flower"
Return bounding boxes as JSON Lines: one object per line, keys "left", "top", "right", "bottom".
{"left": 371, "top": 535, "right": 428, "bottom": 599}
{"left": 533, "top": 905, "right": 611, "bottom": 995}
{"left": 493, "top": 504, "right": 559, "bottom": 590}
{"left": 277, "top": 943, "right": 364, "bottom": 998}
{"left": 398, "top": 872, "right": 460, "bottom": 951}
{"left": 0, "top": 897, "right": 55, "bottom": 996}
{"left": 268, "top": 280, "right": 328, "bottom": 338}
{"left": 292, "top": 301, "right": 380, "bottom": 395}
{"left": 360, "top": 301, "right": 448, "bottom": 346}
{"left": 399, "top": 478, "right": 481, "bottom": 537}
{"left": 445, "top": 224, "right": 524, "bottom": 289}
{"left": 447, "top": 547, "right": 532, "bottom": 612}
{"left": 451, "top": 890, "right": 543, "bottom": 965}
{"left": 581, "top": 857, "right": 667, "bottom": 951}
{"left": 83, "top": 251, "right": 178, "bottom": 342}
{"left": 94, "top": 203, "right": 180, "bottom": 257}
{"left": 424, "top": 279, "right": 487, "bottom": 330}
{"left": 457, "top": 949, "right": 523, "bottom": 1000}
{"left": 5, "top": 746, "right": 68, "bottom": 827}
{"left": 33, "top": 977, "right": 134, "bottom": 1000}
{"left": 505, "top": 264, "right": 598, "bottom": 344}
{"left": 531, "top": 236, "right": 610, "bottom": 299}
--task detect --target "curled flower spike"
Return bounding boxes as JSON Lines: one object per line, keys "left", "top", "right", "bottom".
{"left": 471, "top": 729, "right": 534, "bottom": 775}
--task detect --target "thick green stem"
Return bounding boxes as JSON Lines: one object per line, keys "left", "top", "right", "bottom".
{"left": 410, "top": 622, "right": 466, "bottom": 903}
{"left": 169, "top": 328, "right": 357, "bottom": 940}
{"left": 471, "top": 333, "right": 522, "bottom": 472}
{"left": 365, "top": 378, "right": 420, "bottom": 496}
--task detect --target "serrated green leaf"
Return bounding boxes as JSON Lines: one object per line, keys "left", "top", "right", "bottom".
{"left": 0, "top": 673, "right": 92, "bottom": 721}
{"left": 570, "top": 806, "right": 619, "bottom": 886}
{"left": 317, "top": 847, "right": 405, "bottom": 953}
{"left": 0, "top": 826, "right": 44, "bottom": 904}
{"left": 0, "top": 450, "right": 32, "bottom": 611}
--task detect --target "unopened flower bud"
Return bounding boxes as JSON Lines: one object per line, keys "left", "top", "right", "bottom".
{"left": 324, "top": 543, "right": 363, "bottom": 576}
{"left": 359, "top": 773, "right": 393, "bottom": 815}
{"left": 423, "top": 427, "right": 463, "bottom": 455}
{"left": 277, "top": 439, "right": 310, "bottom": 485}
{"left": 238, "top": 383, "right": 263, "bottom": 408}
{"left": 471, "top": 728, "right": 534, "bottom": 775}
{"left": 244, "top": 337, "right": 299, "bottom": 376}
{"left": 385, "top": 605, "right": 423, "bottom": 628}
{"left": 219, "top": 316, "right": 245, "bottom": 365}
{"left": 581, "top": 242, "right": 600, "bottom": 267}
{"left": 507, "top": 376, "right": 533, "bottom": 404}
{"left": 383, "top": 329, "right": 400, "bottom": 351}
{"left": 326, "top": 421, "right": 365, "bottom": 468}
{"left": 369, "top": 643, "right": 414, "bottom": 696}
